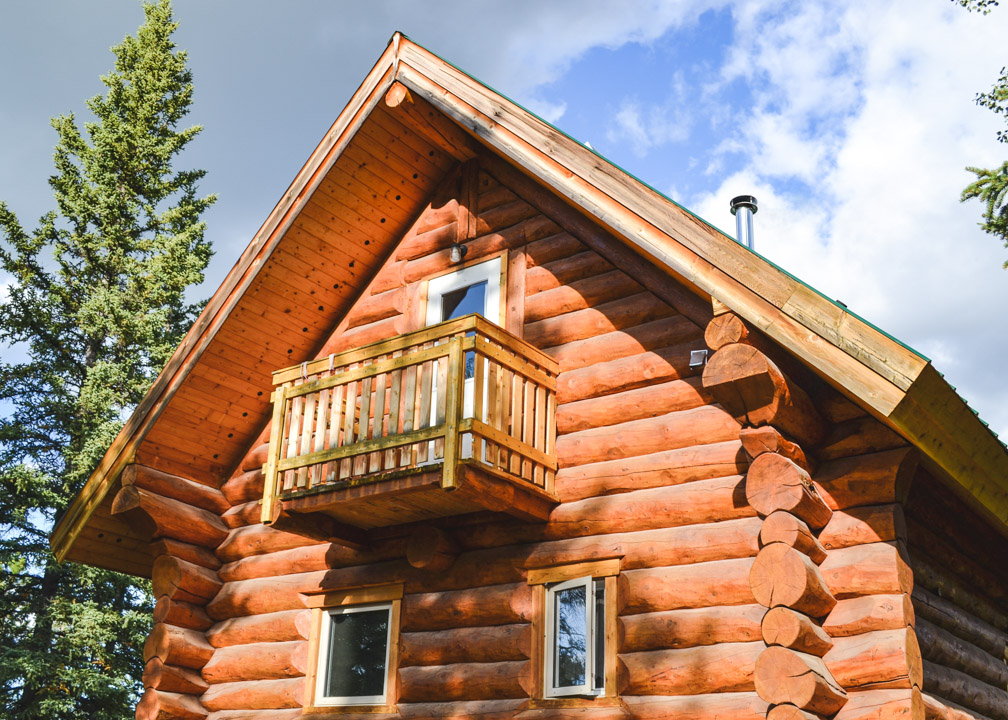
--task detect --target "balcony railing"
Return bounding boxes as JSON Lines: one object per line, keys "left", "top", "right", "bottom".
{"left": 260, "top": 314, "right": 558, "bottom": 528}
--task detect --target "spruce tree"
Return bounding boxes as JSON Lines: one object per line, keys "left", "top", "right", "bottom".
{"left": 0, "top": 2, "right": 214, "bottom": 717}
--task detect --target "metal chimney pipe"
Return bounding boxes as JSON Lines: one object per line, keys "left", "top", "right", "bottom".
{"left": 730, "top": 195, "right": 758, "bottom": 250}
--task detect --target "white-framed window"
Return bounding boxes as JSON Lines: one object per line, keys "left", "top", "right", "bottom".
{"left": 527, "top": 558, "right": 619, "bottom": 704}
{"left": 302, "top": 584, "right": 402, "bottom": 711}
{"left": 314, "top": 602, "right": 393, "bottom": 706}
{"left": 544, "top": 576, "right": 605, "bottom": 697}
{"left": 425, "top": 254, "right": 503, "bottom": 327}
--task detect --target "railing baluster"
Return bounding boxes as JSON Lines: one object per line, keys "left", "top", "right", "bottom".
{"left": 400, "top": 363, "right": 417, "bottom": 467}
{"left": 534, "top": 382, "right": 546, "bottom": 488}
{"left": 355, "top": 374, "right": 373, "bottom": 476}
{"left": 386, "top": 357, "right": 403, "bottom": 469}
{"left": 472, "top": 341, "right": 485, "bottom": 463}
{"left": 311, "top": 387, "right": 329, "bottom": 487}
{"left": 340, "top": 377, "right": 357, "bottom": 480}
{"left": 370, "top": 367, "right": 387, "bottom": 473}
{"left": 417, "top": 353, "right": 433, "bottom": 463}
{"left": 325, "top": 382, "right": 344, "bottom": 484}
{"left": 523, "top": 378, "right": 535, "bottom": 482}
{"left": 485, "top": 358, "right": 499, "bottom": 467}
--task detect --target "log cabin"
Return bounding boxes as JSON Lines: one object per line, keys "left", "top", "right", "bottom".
{"left": 50, "top": 32, "right": 1008, "bottom": 720}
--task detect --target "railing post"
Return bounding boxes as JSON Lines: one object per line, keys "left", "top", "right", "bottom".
{"left": 441, "top": 335, "right": 464, "bottom": 491}
{"left": 261, "top": 384, "right": 289, "bottom": 524}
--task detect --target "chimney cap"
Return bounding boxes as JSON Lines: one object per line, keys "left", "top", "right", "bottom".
{"left": 730, "top": 195, "right": 758, "bottom": 215}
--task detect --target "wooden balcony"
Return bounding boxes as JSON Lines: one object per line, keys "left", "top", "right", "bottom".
{"left": 260, "top": 314, "right": 559, "bottom": 540}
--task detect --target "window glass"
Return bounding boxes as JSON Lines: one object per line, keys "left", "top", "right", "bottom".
{"left": 321, "top": 606, "right": 390, "bottom": 702}
{"left": 440, "top": 280, "right": 487, "bottom": 321}
{"left": 553, "top": 583, "right": 587, "bottom": 689}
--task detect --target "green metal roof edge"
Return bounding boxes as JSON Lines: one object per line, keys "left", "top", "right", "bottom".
{"left": 393, "top": 31, "right": 929, "bottom": 365}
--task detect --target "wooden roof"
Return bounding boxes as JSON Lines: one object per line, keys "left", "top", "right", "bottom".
{"left": 50, "top": 33, "right": 1008, "bottom": 576}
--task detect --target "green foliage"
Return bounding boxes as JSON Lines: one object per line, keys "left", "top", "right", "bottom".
{"left": 955, "top": 1, "right": 1008, "bottom": 264}
{"left": 0, "top": 1, "right": 214, "bottom": 716}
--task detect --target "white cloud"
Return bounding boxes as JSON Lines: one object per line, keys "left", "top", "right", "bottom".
{"left": 687, "top": 0, "right": 1008, "bottom": 437}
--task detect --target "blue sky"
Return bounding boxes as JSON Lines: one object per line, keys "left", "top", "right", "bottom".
{"left": 2, "top": 0, "right": 1007, "bottom": 438}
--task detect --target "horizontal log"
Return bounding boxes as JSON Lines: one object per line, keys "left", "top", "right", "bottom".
{"left": 143, "top": 658, "right": 209, "bottom": 695}
{"left": 820, "top": 542, "right": 913, "bottom": 599}
{"left": 154, "top": 596, "right": 214, "bottom": 631}
{"left": 618, "top": 604, "right": 765, "bottom": 652}
{"left": 397, "top": 660, "right": 531, "bottom": 702}
{"left": 556, "top": 341, "right": 697, "bottom": 402}
{"left": 402, "top": 583, "right": 533, "bottom": 632}
{"left": 921, "top": 660, "right": 1008, "bottom": 720}
{"left": 525, "top": 250, "right": 612, "bottom": 295}
{"left": 343, "top": 286, "right": 405, "bottom": 330}
{"left": 220, "top": 501, "right": 260, "bottom": 530}
{"left": 220, "top": 469, "right": 265, "bottom": 506}
{"left": 412, "top": 200, "right": 458, "bottom": 236}
{"left": 209, "top": 711, "right": 300, "bottom": 720}
{"left": 396, "top": 219, "right": 456, "bottom": 261}
{"left": 819, "top": 504, "right": 906, "bottom": 550}
{"left": 136, "top": 689, "right": 207, "bottom": 720}
{"left": 554, "top": 440, "right": 745, "bottom": 503}
{"left": 202, "top": 641, "right": 308, "bottom": 684}
{"left": 759, "top": 511, "right": 827, "bottom": 564}
{"left": 911, "top": 557, "right": 1008, "bottom": 633}
{"left": 525, "top": 291, "right": 674, "bottom": 349}
{"left": 546, "top": 315, "right": 701, "bottom": 374}
{"left": 824, "top": 628, "right": 923, "bottom": 690}
{"left": 622, "top": 692, "right": 767, "bottom": 720}
{"left": 745, "top": 453, "right": 832, "bottom": 529}
{"left": 817, "top": 416, "right": 908, "bottom": 463}
{"left": 402, "top": 215, "right": 559, "bottom": 285}
{"left": 754, "top": 646, "right": 848, "bottom": 714}
{"left": 705, "top": 312, "right": 751, "bottom": 351}
{"left": 619, "top": 641, "right": 762, "bottom": 695}
{"left": 915, "top": 617, "right": 1008, "bottom": 689}
{"left": 813, "top": 448, "right": 918, "bottom": 511}
{"left": 912, "top": 586, "right": 1008, "bottom": 660}
{"left": 239, "top": 442, "right": 270, "bottom": 473}
{"left": 762, "top": 606, "right": 834, "bottom": 655}
{"left": 525, "top": 269, "right": 642, "bottom": 323}
{"left": 834, "top": 689, "right": 924, "bottom": 720}
{"left": 123, "top": 463, "right": 229, "bottom": 514}
{"left": 749, "top": 543, "right": 837, "bottom": 617}
{"left": 620, "top": 558, "right": 755, "bottom": 614}
{"left": 702, "top": 343, "right": 827, "bottom": 447}
{"left": 400, "top": 623, "right": 530, "bottom": 666}
{"left": 823, "top": 594, "right": 915, "bottom": 638}
{"left": 217, "top": 539, "right": 400, "bottom": 582}
{"left": 200, "top": 677, "right": 303, "bottom": 711}
{"left": 111, "top": 486, "right": 228, "bottom": 548}
{"left": 206, "top": 609, "right": 312, "bottom": 648}
{"left": 524, "top": 231, "right": 583, "bottom": 268}
{"left": 406, "top": 526, "right": 458, "bottom": 572}
{"left": 904, "top": 517, "right": 1007, "bottom": 606}
{"left": 556, "top": 377, "right": 710, "bottom": 434}
{"left": 739, "top": 425, "right": 813, "bottom": 475}
{"left": 556, "top": 405, "right": 740, "bottom": 468}
{"left": 514, "top": 707, "right": 629, "bottom": 720}
{"left": 153, "top": 556, "right": 223, "bottom": 604}
{"left": 143, "top": 622, "right": 214, "bottom": 669}
{"left": 323, "top": 315, "right": 407, "bottom": 356}
{"left": 151, "top": 538, "right": 222, "bottom": 570}
{"left": 216, "top": 524, "right": 317, "bottom": 563}
{"left": 923, "top": 692, "right": 997, "bottom": 720}
{"left": 394, "top": 700, "right": 525, "bottom": 720}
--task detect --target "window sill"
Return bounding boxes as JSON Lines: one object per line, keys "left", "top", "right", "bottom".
{"left": 301, "top": 705, "right": 398, "bottom": 716}
{"left": 529, "top": 696, "right": 621, "bottom": 709}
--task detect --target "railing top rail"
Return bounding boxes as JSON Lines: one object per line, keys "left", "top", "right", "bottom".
{"left": 272, "top": 313, "right": 557, "bottom": 385}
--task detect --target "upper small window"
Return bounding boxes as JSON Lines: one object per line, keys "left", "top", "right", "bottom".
{"left": 425, "top": 255, "right": 503, "bottom": 327}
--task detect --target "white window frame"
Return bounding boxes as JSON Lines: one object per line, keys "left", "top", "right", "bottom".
{"left": 425, "top": 255, "right": 503, "bottom": 327}
{"left": 314, "top": 602, "right": 393, "bottom": 707}
{"left": 544, "top": 575, "right": 605, "bottom": 698}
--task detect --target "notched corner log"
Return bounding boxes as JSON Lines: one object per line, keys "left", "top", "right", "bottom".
{"left": 746, "top": 453, "right": 832, "bottom": 530}
{"left": 754, "top": 646, "right": 848, "bottom": 715}
{"left": 406, "top": 526, "right": 458, "bottom": 571}
{"left": 703, "top": 343, "right": 827, "bottom": 447}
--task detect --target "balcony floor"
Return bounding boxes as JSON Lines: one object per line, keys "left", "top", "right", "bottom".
{"left": 279, "top": 459, "right": 558, "bottom": 530}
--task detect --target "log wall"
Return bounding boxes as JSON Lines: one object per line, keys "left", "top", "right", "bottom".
{"left": 904, "top": 473, "right": 1008, "bottom": 720}
{"left": 123, "top": 158, "right": 1008, "bottom": 720}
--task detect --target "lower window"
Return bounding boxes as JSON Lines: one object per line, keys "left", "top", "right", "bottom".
{"left": 546, "top": 576, "right": 605, "bottom": 697}
{"left": 316, "top": 603, "right": 392, "bottom": 706}
{"left": 528, "top": 558, "right": 620, "bottom": 703}
{"left": 303, "top": 584, "right": 402, "bottom": 710}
